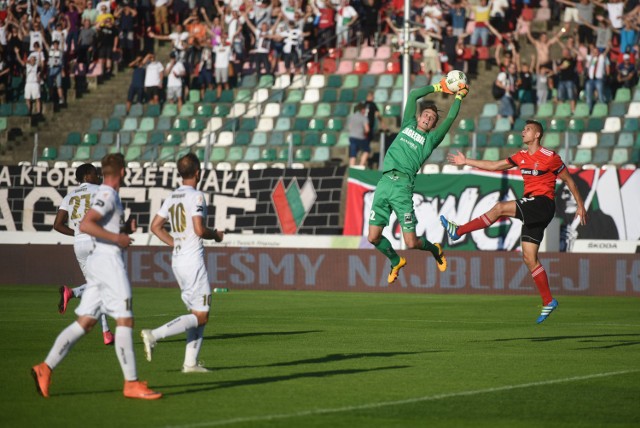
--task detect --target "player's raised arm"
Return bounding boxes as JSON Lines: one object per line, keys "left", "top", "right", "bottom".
{"left": 447, "top": 149, "right": 513, "bottom": 171}
{"left": 429, "top": 85, "right": 469, "bottom": 145}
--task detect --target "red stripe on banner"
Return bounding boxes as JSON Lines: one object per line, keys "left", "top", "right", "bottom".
{"left": 343, "top": 181, "right": 367, "bottom": 235}
{"left": 272, "top": 180, "right": 298, "bottom": 234}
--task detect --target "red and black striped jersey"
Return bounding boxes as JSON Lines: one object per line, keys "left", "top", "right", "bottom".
{"left": 507, "top": 147, "right": 565, "bottom": 200}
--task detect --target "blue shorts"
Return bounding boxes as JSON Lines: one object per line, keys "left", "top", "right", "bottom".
{"left": 349, "top": 137, "right": 370, "bottom": 157}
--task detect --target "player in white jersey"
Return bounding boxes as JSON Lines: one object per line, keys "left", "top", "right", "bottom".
{"left": 53, "top": 163, "right": 114, "bottom": 345}
{"left": 32, "top": 154, "right": 162, "bottom": 400}
{"left": 143, "top": 153, "right": 224, "bottom": 373}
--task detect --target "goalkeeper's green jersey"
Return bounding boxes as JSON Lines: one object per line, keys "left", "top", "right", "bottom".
{"left": 382, "top": 85, "right": 462, "bottom": 177}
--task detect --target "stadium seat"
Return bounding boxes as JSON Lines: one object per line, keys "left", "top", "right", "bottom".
{"left": 106, "top": 117, "right": 121, "bottom": 132}
{"left": 494, "top": 118, "right": 511, "bottom": 132}
{"left": 161, "top": 104, "right": 178, "bottom": 117}
{"left": 99, "top": 132, "right": 115, "bottom": 145}
{"left": 213, "top": 104, "right": 231, "bottom": 117}
{"left": 488, "top": 133, "right": 505, "bottom": 147}
{"left": 611, "top": 148, "right": 629, "bottom": 165}
{"left": 573, "top": 148, "right": 592, "bottom": 164}
{"left": 383, "top": 104, "right": 401, "bottom": 117}
{"left": 74, "top": 146, "right": 91, "bottom": 161}
{"left": 336, "top": 60, "right": 354, "bottom": 74}
{"left": 586, "top": 118, "right": 604, "bottom": 132}
{"left": 610, "top": 102, "right": 627, "bottom": 117}
{"left": 235, "top": 131, "right": 251, "bottom": 146}
{"left": 148, "top": 132, "right": 164, "bottom": 146}
{"left": 326, "top": 118, "right": 343, "bottom": 131}
{"left": 188, "top": 90, "right": 200, "bottom": 103}
{"left": 573, "top": 103, "right": 590, "bottom": 118}
{"left": 258, "top": 74, "right": 275, "bottom": 88}
{"left": 544, "top": 132, "right": 561, "bottom": 149}
{"left": 298, "top": 104, "right": 315, "bottom": 118}
{"left": 480, "top": 103, "right": 498, "bottom": 117}
{"left": 378, "top": 74, "right": 394, "bottom": 88}
{"left": 203, "top": 90, "right": 218, "bottom": 103}
{"left": 429, "top": 148, "right": 446, "bottom": 163}
{"left": 512, "top": 118, "right": 526, "bottom": 132}
{"left": 626, "top": 101, "right": 640, "bottom": 118}
{"left": 369, "top": 61, "right": 386, "bottom": 74}
{"left": 250, "top": 132, "right": 268, "bottom": 146}
{"left": 184, "top": 131, "right": 199, "bottom": 146}
{"left": 155, "top": 116, "right": 171, "bottom": 131}
{"left": 291, "top": 75, "right": 307, "bottom": 90}
{"left": 239, "top": 118, "right": 257, "bottom": 132}
{"left": 82, "top": 133, "right": 98, "bottom": 145}
{"left": 354, "top": 61, "right": 369, "bottom": 74}
{"left": 339, "top": 89, "right": 355, "bottom": 102}
{"left": 66, "top": 132, "right": 82, "bottom": 145}
{"left": 189, "top": 118, "right": 206, "bottom": 132}
{"left": 294, "top": 118, "right": 309, "bottom": 131}
{"left": 243, "top": 147, "right": 260, "bottom": 162}
{"left": 275, "top": 117, "right": 292, "bottom": 131}
{"left": 591, "top": 103, "right": 608, "bottom": 117}
{"left": 179, "top": 103, "right": 195, "bottom": 117}
{"left": 294, "top": 147, "right": 311, "bottom": 162}
{"left": 386, "top": 61, "right": 401, "bottom": 74}
{"left": 138, "top": 117, "right": 155, "bottom": 132}
{"left": 334, "top": 104, "right": 350, "bottom": 117}
{"left": 89, "top": 118, "right": 104, "bottom": 132}
{"left": 548, "top": 119, "right": 566, "bottom": 132}
{"left": 316, "top": 103, "right": 332, "bottom": 118}
{"left": 236, "top": 89, "right": 253, "bottom": 103}
{"left": 308, "top": 75, "right": 326, "bottom": 89}
{"left": 458, "top": 118, "right": 475, "bottom": 132}
{"left": 389, "top": 88, "right": 403, "bottom": 103}
{"left": 57, "top": 145, "right": 74, "bottom": 161}
{"left": 281, "top": 103, "right": 297, "bottom": 117}
{"left": 374, "top": 89, "right": 389, "bottom": 103}
{"left": 286, "top": 132, "right": 302, "bottom": 146}
{"left": 422, "top": 164, "right": 439, "bottom": 174}
{"left": 554, "top": 102, "right": 572, "bottom": 118}
{"left": 568, "top": 119, "right": 585, "bottom": 132}
{"left": 117, "top": 132, "right": 131, "bottom": 146}
{"left": 132, "top": 132, "right": 148, "bottom": 145}
{"left": 240, "top": 74, "right": 257, "bottom": 88}
{"left": 452, "top": 134, "right": 469, "bottom": 147}
{"left": 537, "top": 102, "right": 554, "bottom": 118}
{"left": 121, "top": 117, "right": 138, "bottom": 132}
{"left": 210, "top": 147, "right": 227, "bottom": 162}
{"left": 311, "top": 146, "right": 330, "bottom": 162}
{"left": 319, "top": 132, "right": 337, "bottom": 146}
{"left": 229, "top": 103, "right": 247, "bottom": 118}
{"left": 219, "top": 90, "right": 235, "bottom": 103}
{"left": 578, "top": 132, "right": 598, "bottom": 148}
{"left": 263, "top": 103, "right": 281, "bottom": 118}
{"left": 128, "top": 104, "right": 143, "bottom": 117}
{"left": 477, "top": 117, "right": 494, "bottom": 132}
{"left": 308, "top": 119, "right": 324, "bottom": 131}
{"left": 172, "top": 118, "right": 189, "bottom": 132}
{"left": 617, "top": 132, "right": 634, "bottom": 147}
{"left": 482, "top": 147, "right": 500, "bottom": 161}
{"left": 614, "top": 88, "right": 631, "bottom": 102}
{"left": 519, "top": 103, "right": 535, "bottom": 118}
{"left": 40, "top": 146, "right": 57, "bottom": 161}
{"left": 303, "top": 133, "right": 320, "bottom": 146}
{"left": 506, "top": 134, "right": 523, "bottom": 148}
{"left": 599, "top": 133, "right": 616, "bottom": 148}
{"left": 0, "top": 103, "right": 11, "bottom": 116}
{"left": 603, "top": 117, "right": 622, "bottom": 133}
{"left": 92, "top": 145, "right": 107, "bottom": 160}
{"left": 260, "top": 148, "right": 277, "bottom": 162}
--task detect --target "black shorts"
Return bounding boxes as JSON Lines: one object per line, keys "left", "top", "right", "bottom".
{"left": 514, "top": 195, "right": 555, "bottom": 244}
{"left": 145, "top": 86, "right": 161, "bottom": 101}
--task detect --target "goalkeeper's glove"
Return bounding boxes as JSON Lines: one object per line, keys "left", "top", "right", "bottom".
{"left": 455, "top": 85, "right": 469, "bottom": 100}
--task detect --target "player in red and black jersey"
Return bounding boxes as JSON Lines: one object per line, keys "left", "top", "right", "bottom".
{"left": 440, "top": 120, "right": 587, "bottom": 323}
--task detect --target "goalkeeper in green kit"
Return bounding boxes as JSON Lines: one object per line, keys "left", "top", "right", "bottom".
{"left": 368, "top": 77, "right": 469, "bottom": 283}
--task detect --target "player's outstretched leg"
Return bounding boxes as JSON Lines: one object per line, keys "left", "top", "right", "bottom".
{"left": 58, "top": 286, "right": 74, "bottom": 314}
{"left": 536, "top": 299, "right": 559, "bottom": 324}
{"left": 440, "top": 215, "right": 460, "bottom": 241}
{"left": 388, "top": 257, "right": 407, "bottom": 284}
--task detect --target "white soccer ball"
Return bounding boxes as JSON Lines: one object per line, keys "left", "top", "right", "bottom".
{"left": 445, "top": 70, "right": 468, "bottom": 93}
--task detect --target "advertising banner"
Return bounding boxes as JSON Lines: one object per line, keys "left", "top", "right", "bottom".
{"left": 344, "top": 167, "right": 640, "bottom": 251}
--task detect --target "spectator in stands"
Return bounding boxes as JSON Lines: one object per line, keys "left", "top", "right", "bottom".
{"left": 51, "top": 19, "right": 69, "bottom": 54}
{"left": 96, "top": 3, "right": 115, "bottom": 27}
{"left": 77, "top": 19, "right": 95, "bottom": 68}
{"left": 165, "top": 51, "right": 185, "bottom": 111}
{"left": 29, "top": 41, "right": 46, "bottom": 69}
{"left": 556, "top": 0, "right": 594, "bottom": 45}
{"left": 449, "top": 0, "right": 466, "bottom": 37}
{"left": 517, "top": 60, "right": 535, "bottom": 104}
{"left": 29, "top": 19, "right": 47, "bottom": 52}
{"left": 115, "top": 2, "right": 138, "bottom": 66}
{"left": 348, "top": 102, "right": 370, "bottom": 168}
{"left": 364, "top": 91, "right": 384, "bottom": 147}
{"left": 153, "top": 0, "right": 171, "bottom": 35}
{"left": 0, "top": 49, "right": 8, "bottom": 104}
{"left": 149, "top": 24, "right": 190, "bottom": 62}
{"left": 619, "top": 17, "right": 639, "bottom": 55}
{"left": 278, "top": 14, "right": 308, "bottom": 80}
{"left": 495, "top": 62, "right": 517, "bottom": 124}
{"left": 66, "top": 2, "right": 81, "bottom": 51}
{"left": 302, "top": 2, "right": 319, "bottom": 54}
{"left": 16, "top": 50, "right": 41, "bottom": 115}
{"left": 489, "top": 0, "right": 509, "bottom": 33}
{"left": 243, "top": 11, "right": 277, "bottom": 77}
{"left": 185, "top": 11, "right": 208, "bottom": 67}
{"left": 494, "top": 30, "right": 521, "bottom": 70}
{"left": 422, "top": 0, "right": 443, "bottom": 33}
{"left": 469, "top": 0, "right": 491, "bottom": 49}
{"left": 96, "top": 17, "right": 118, "bottom": 76}
{"left": 580, "top": 14, "right": 613, "bottom": 52}
{"left": 47, "top": 39, "right": 65, "bottom": 105}
{"left": 584, "top": 44, "right": 610, "bottom": 113}
{"left": 144, "top": 52, "right": 164, "bottom": 104}
{"left": 213, "top": 31, "right": 232, "bottom": 98}
{"left": 526, "top": 27, "right": 565, "bottom": 71}
{"left": 555, "top": 48, "right": 578, "bottom": 113}
{"left": 126, "top": 55, "right": 146, "bottom": 114}
{"left": 596, "top": 0, "right": 625, "bottom": 38}
{"left": 37, "top": 0, "right": 57, "bottom": 30}
{"left": 359, "top": 0, "right": 378, "bottom": 47}
{"left": 315, "top": 0, "right": 336, "bottom": 50}
{"left": 81, "top": 0, "right": 99, "bottom": 25}
{"left": 197, "top": 40, "right": 214, "bottom": 99}
{"left": 617, "top": 53, "right": 638, "bottom": 88}
{"left": 417, "top": 27, "right": 441, "bottom": 81}
{"left": 335, "top": 0, "right": 358, "bottom": 47}
{"left": 535, "top": 63, "right": 552, "bottom": 105}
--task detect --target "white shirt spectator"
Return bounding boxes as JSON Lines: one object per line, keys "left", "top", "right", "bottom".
{"left": 281, "top": 26, "right": 303, "bottom": 54}
{"left": 144, "top": 60, "right": 164, "bottom": 87}
{"left": 166, "top": 60, "right": 185, "bottom": 88}
{"left": 169, "top": 31, "right": 189, "bottom": 51}
{"left": 214, "top": 44, "right": 232, "bottom": 68}
{"left": 26, "top": 62, "right": 40, "bottom": 84}
{"left": 336, "top": 4, "right": 357, "bottom": 28}
{"left": 29, "top": 30, "right": 44, "bottom": 51}
{"left": 490, "top": 0, "right": 509, "bottom": 18}
{"left": 587, "top": 53, "right": 609, "bottom": 79}
{"left": 422, "top": 3, "right": 442, "bottom": 32}
{"left": 606, "top": 2, "right": 624, "bottom": 29}
{"left": 155, "top": 0, "right": 170, "bottom": 7}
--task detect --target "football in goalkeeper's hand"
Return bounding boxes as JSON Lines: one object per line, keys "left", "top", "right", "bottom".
{"left": 445, "top": 70, "right": 468, "bottom": 93}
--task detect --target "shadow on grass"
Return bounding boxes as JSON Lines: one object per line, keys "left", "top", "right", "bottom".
{"left": 160, "top": 365, "right": 412, "bottom": 396}
{"left": 494, "top": 334, "right": 640, "bottom": 350}
{"left": 159, "top": 330, "right": 323, "bottom": 345}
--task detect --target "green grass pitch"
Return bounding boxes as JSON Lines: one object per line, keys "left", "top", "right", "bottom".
{"left": 2, "top": 286, "right": 639, "bottom": 428}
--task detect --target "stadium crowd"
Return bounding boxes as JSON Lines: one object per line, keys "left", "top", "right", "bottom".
{"left": 2, "top": 0, "right": 640, "bottom": 118}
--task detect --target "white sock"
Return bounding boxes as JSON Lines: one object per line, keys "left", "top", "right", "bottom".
{"left": 100, "top": 314, "right": 110, "bottom": 333}
{"left": 45, "top": 321, "right": 86, "bottom": 370}
{"left": 115, "top": 326, "right": 137, "bottom": 381}
{"left": 184, "top": 324, "right": 206, "bottom": 367}
{"left": 152, "top": 314, "right": 198, "bottom": 341}
{"left": 72, "top": 284, "right": 87, "bottom": 298}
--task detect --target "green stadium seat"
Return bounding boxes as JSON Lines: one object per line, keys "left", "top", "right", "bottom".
{"left": 188, "top": 90, "right": 200, "bottom": 103}
{"left": 614, "top": 88, "right": 631, "bottom": 102}
{"left": 40, "top": 146, "right": 57, "bottom": 161}
{"left": 277, "top": 148, "right": 290, "bottom": 162}
{"left": 197, "top": 104, "right": 213, "bottom": 117}
{"left": 549, "top": 119, "right": 567, "bottom": 132}
{"left": 99, "top": 132, "right": 115, "bottom": 145}
{"left": 210, "top": 147, "right": 227, "bottom": 162}
{"left": 250, "top": 132, "right": 268, "bottom": 146}
{"left": 189, "top": 118, "right": 206, "bottom": 131}
{"left": 389, "top": 89, "right": 403, "bottom": 103}
{"left": 303, "top": 133, "right": 320, "bottom": 146}
{"left": 150, "top": 131, "right": 165, "bottom": 145}
{"left": 132, "top": 132, "right": 148, "bottom": 145}
{"left": 129, "top": 104, "right": 143, "bottom": 117}
{"left": 506, "top": 134, "right": 523, "bottom": 148}
{"left": 339, "top": 89, "right": 355, "bottom": 102}
{"left": 258, "top": 74, "right": 274, "bottom": 88}
{"left": 488, "top": 133, "right": 505, "bottom": 147}
{"left": 611, "top": 148, "right": 629, "bottom": 164}
{"left": 298, "top": 104, "right": 315, "bottom": 118}
{"left": 355, "top": 88, "right": 369, "bottom": 102}
{"left": 218, "top": 90, "right": 234, "bottom": 103}
{"left": 458, "top": 118, "right": 475, "bottom": 132}
{"left": 610, "top": 102, "right": 627, "bottom": 117}
{"left": 378, "top": 74, "right": 394, "bottom": 88}
{"left": 89, "top": 118, "right": 104, "bottom": 132}
{"left": 294, "top": 118, "right": 309, "bottom": 131}
{"left": 12, "top": 103, "right": 28, "bottom": 116}
{"left": 360, "top": 75, "right": 376, "bottom": 89}
{"left": 321, "top": 88, "right": 338, "bottom": 103}
{"left": 72, "top": 146, "right": 91, "bottom": 161}
{"left": 477, "top": 117, "right": 494, "bottom": 132}
{"left": 161, "top": 104, "right": 178, "bottom": 117}
{"left": 106, "top": 117, "right": 121, "bottom": 132}
{"left": 617, "top": 132, "right": 634, "bottom": 147}
{"left": 203, "top": 90, "right": 218, "bottom": 103}
{"left": 623, "top": 118, "right": 639, "bottom": 132}
{"left": 474, "top": 133, "right": 487, "bottom": 147}
{"left": 294, "top": 147, "right": 311, "bottom": 162}
{"left": 481, "top": 103, "right": 498, "bottom": 117}
{"left": 544, "top": 132, "right": 561, "bottom": 149}
{"left": 567, "top": 132, "right": 580, "bottom": 147}
{"left": 82, "top": 133, "right": 98, "bottom": 145}
{"left": 269, "top": 131, "right": 285, "bottom": 146}
{"left": 275, "top": 117, "right": 291, "bottom": 131}
{"left": 586, "top": 118, "right": 604, "bottom": 132}
{"left": 158, "top": 146, "right": 176, "bottom": 161}
{"left": 240, "top": 74, "right": 258, "bottom": 88}
{"left": 140, "top": 146, "right": 158, "bottom": 162}
{"left": 121, "top": 117, "right": 138, "bottom": 132}
{"left": 179, "top": 103, "right": 195, "bottom": 117}
{"left": 138, "top": 117, "right": 155, "bottom": 132}
{"left": 0, "top": 117, "right": 7, "bottom": 131}
{"left": 281, "top": 103, "right": 297, "bottom": 117}
{"left": 92, "top": 145, "right": 107, "bottom": 160}
{"left": 439, "top": 133, "right": 451, "bottom": 147}
{"left": 227, "top": 147, "right": 244, "bottom": 161}
{"left": 482, "top": 147, "right": 500, "bottom": 161}
{"left": 327, "top": 118, "right": 343, "bottom": 131}
{"left": 268, "top": 90, "right": 284, "bottom": 103}
{"left": 66, "top": 132, "right": 82, "bottom": 145}
{"left": 308, "top": 119, "right": 324, "bottom": 131}
{"left": 513, "top": 118, "right": 526, "bottom": 132}
{"left": 573, "top": 148, "right": 592, "bottom": 164}
{"left": 311, "top": 146, "right": 330, "bottom": 162}
{"left": 327, "top": 75, "right": 342, "bottom": 88}
{"left": 57, "top": 145, "right": 74, "bottom": 161}
{"left": 568, "top": 119, "right": 585, "bottom": 132}
{"left": 243, "top": 146, "right": 260, "bottom": 162}
{"left": 286, "top": 90, "right": 303, "bottom": 103}
{"left": 591, "top": 103, "right": 608, "bottom": 117}
{"left": 286, "top": 132, "right": 302, "bottom": 146}
{"left": 592, "top": 148, "right": 610, "bottom": 164}
{"left": 145, "top": 104, "right": 161, "bottom": 117}
{"left": 118, "top": 132, "right": 131, "bottom": 146}
{"left": 334, "top": 104, "right": 350, "bottom": 117}
{"left": 240, "top": 118, "right": 257, "bottom": 131}
{"left": 260, "top": 148, "right": 277, "bottom": 162}
{"left": 536, "top": 102, "right": 554, "bottom": 118}
{"left": 319, "top": 132, "right": 337, "bottom": 146}
{"left": 235, "top": 131, "right": 251, "bottom": 146}
{"left": 172, "top": 118, "right": 189, "bottom": 131}
{"left": 156, "top": 116, "right": 172, "bottom": 131}
{"left": 554, "top": 102, "right": 572, "bottom": 118}
{"left": 383, "top": 104, "right": 401, "bottom": 117}
{"left": 374, "top": 88, "right": 389, "bottom": 103}
{"left": 519, "top": 103, "right": 535, "bottom": 118}
{"left": 573, "top": 102, "right": 590, "bottom": 118}
{"left": 342, "top": 75, "right": 359, "bottom": 89}
{"left": 452, "top": 134, "right": 469, "bottom": 147}
{"left": 316, "top": 103, "right": 332, "bottom": 118}
{"left": 0, "top": 103, "right": 12, "bottom": 116}
{"left": 494, "top": 118, "right": 511, "bottom": 132}
{"left": 213, "top": 104, "right": 230, "bottom": 117}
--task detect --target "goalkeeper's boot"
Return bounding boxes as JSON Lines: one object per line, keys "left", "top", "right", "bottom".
{"left": 433, "top": 243, "right": 447, "bottom": 272}
{"left": 123, "top": 380, "right": 162, "bottom": 400}
{"left": 58, "top": 285, "right": 73, "bottom": 314}
{"left": 141, "top": 329, "right": 157, "bottom": 362}
{"left": 536, "top": 299, "right": 559, "bottom": 324}
{"left": 31, "top": 362, "right": 51, "bottom": 398}
{"left": 440, "top": 215, "right": 461, "bottom": 241}
{"left": 388, "top": 257, "right": 407, "bottom": 284}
